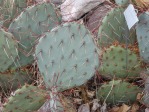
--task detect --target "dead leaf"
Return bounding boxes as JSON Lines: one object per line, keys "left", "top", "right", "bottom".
{"left": 78, "top": 103, "right": 90, "bottom": 112}
{"left": 116, "top": 104, "right": 130, "bottom": 112}
{"left": 136, "top": 93, "right": 143, "bottom": 100}
{"left": 74, "top": 90, "right": 81, "bottom": 97}
{"left": 60, "top": 95, "right": 76, "bottom": 112}
{"left": 130, "top": 103, "right": 139, "bottom": 112}
{"left": 73, "top": 98, "right": 83, "bottom": 104}
{"left": 87, "top": 90, "right": 95, "bottom": 98}
{"left": 109, "top": 106, "right": 119, "bottom": 112}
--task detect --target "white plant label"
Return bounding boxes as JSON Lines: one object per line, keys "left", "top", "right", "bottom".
{"left": 124, "top": 4, "right": 139, "bottom": 30}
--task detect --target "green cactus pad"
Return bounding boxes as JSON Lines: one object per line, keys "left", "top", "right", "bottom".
{"left": 115, "top": 0, "right": 129, "bottom": 6}
{"left": 0, "top": 70, "right": 34, "bottom": 92}
{"left": 136, "top": 12, "right": 149, "bottom": 63}
{"left": 3, "top": 85, "right": 47, "bottom": 112}
{"left": 0, "top": 29, "right": 18, "bottom": 72}
{"left": 35, "top": 22, "right": 100, "bottom": 91}
{"left": 9, "top": 2, "right": 61, "bottom": 55}
{"left": 9, "top": 51, "right": 34, "bottom": 70}
{"left": 97, "top": 80, "right": 142, "bottom": 105}
{"left": 0, "top": 0, "right": 35, "bottom": 28}
{"left": 98, "top": 7, "right": 136, "bottom": 48}
{"left": 99, "top": 45, "right": 142, "bottom": 78}
{"left": 0, "top": 0, "right": 13, "bottom": 27}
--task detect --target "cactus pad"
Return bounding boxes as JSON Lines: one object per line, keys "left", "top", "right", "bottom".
{"left": 0, "top": 0, "right": 35, "bottom": 28}
{"left": 36, "top": 22, "right": 100, "bottom": 91}
{"left": 9, "top": 51, "right": 34, "bottom": 70}
{"left": 115, "top": 0, "right": 129, "bottom": 6}
{"left": 136, "top": 12, "right": 149, "bottom": 63}
{"left": 0, "top": 70, "right": 34, "bottom": 92}
{"left": 9, "top": 2, "right": 61, "bottom": 55}
{"left": 99, "top": 45, "right": 141, "bottom": 78}
{"left": 3, "top": 85, "right": 47, "bottom": 112}
{"left": 0, "top": 29, "right": 18, "bottom": 72}
{"left": 97, "top": 80, "right": 142, "bottom": 105}
{"left": 98, "top": 7, "right": 136, "bottom": 48}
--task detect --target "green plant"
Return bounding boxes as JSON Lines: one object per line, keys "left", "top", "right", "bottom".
{"left": 9, "top": 2, "right": 61, "bottom": 55}
{"left": 8, "top": 51, "right": 34, "bottom": 70}
{"left": 97, "top": 80, "right": 142, "bottom": 105}
{"left": 99, "top": 45, "right": 142, "bottom": 79}
{"left": 98, "top": 7, "right": 136, "bottom": 48}
{"left": 0, "top": 0, "right": 35, "bottom": 28}
{"left": 0, "top": 29, "right": 18, "bottom": 72}
{"left": 0, "top": 69, "right": 34, "bottom": 92}
{"left": 114, "top": 0, "right": 129, "bottom": 6}
{"left": 2, "top": 84, "right": 47, "bottom": 112}
{"left": 35, "top": 22, "right": 100, "bottom": 91}
{"left": 136, "top": 11, "right": 149, "bottom": 63}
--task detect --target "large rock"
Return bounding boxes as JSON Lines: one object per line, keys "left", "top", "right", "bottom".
{"left": 61, "top": 0, "right": 105, "bottom": 21}
{"left": 84, "top": 2, "right": 113, "bottom": 37}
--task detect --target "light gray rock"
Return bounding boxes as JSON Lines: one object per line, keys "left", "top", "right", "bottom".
{"left": 61, "top": 0, "right": 105, "bottom": 21}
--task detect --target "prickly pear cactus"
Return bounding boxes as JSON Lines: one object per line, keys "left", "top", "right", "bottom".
{"left": 0, "top": 70, "right": 34, "bottom": 92}
{"left": 99, "top": 45, "right": 142, "bottom": 79}
{"left": 35, "top": 22, "right": 100, "bottom": 91}
{"left": 8, "top": 51, "right": 34, "bottom": 70}
{"left": 0, "top": 0, "right": 13, "bottom": 27}
{"left": 2, "top": 85, "right": 47, "bottom": 112}
{"left": 0, "top": 29, "right": 18, "bottom": 72}
{"left": 98, "top": 7, "right": 136, "bottom": 48}
{"left": 97, "top": 80, "right": 142, "bottom": 105}
{"left": 0, "top": 0, "right": 35, "bottom": 28}
{"left": 115, "top": 0, "right": 129, "bottom": 6}
{"left": 136, "top": 12, "right": 149, "bottom": 63}
{"left": 9, "top": 2, "right": 61, "bottom": 55}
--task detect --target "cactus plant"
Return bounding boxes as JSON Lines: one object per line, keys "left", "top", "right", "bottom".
{"left": 8, "top": 51, "right": 34, "bottom": 70}
{"left": 97, "top": 80, "right": 142, "bottom": 105}
{"left": 0, "top": 70, "right": 34, "bottom": 92}
{"left": 99, "top": 45, "right": 142, "bottom": 79}
{"left": 3, "top": 85, "right": 75, "bottom": 112}
{"left": 136, "top": 12, "right": 149, "bottom": 63}
{"left": 0, "top": 0, "right": 35, "bottom": 28}
{"left": 2, "top": 84, "right": 48, "bottom": 112}
{"left": 115, "top": 0, "right": 129, "bottom": 6}
{"left": 0, "top": 0, "right": 13, "bottom": 27}
{"left": 0, "top": 28, "right": 18, "bottom": 72}
{"left": 98, "top": 7, "right": 136, "bottom": 48}
{"left": 35, "top": 22, "right": 100, "bottom": 91}
{"left": 0, "top": 28, "right": 33, "bottom": 71}
{"left": 9, "top": 2, "right": 61, "bottom": 55}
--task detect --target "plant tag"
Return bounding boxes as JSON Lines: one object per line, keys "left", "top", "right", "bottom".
{"left": 124, "top": 4, "right": 139, "bottom": 30}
